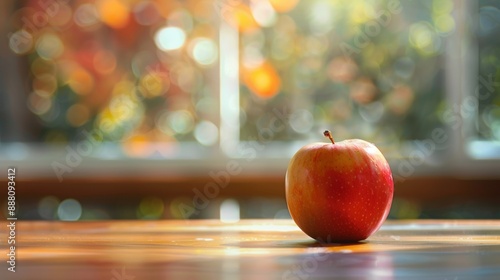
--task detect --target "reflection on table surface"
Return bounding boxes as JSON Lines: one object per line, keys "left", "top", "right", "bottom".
{"left": 2, "top": 219, "right": 500, "bottom": 279}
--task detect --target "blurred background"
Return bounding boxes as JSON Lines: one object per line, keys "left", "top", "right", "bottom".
{"left": 0, "top": 0, "right": 499, "bottom": 221}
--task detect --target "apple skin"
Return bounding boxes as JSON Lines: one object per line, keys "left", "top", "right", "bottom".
{"left": 285, "top": 139, "right": 393, "bottom": 243}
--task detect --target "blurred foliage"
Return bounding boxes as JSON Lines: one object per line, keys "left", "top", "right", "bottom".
{"left": 3, "top": 0, "right": 499, "bottom": 158}
{"left": 477, "top": 0, "right": 500, "bottom": 141}
{"left": 238, "top": 0, "right": 453, "bottom": 153}
{"left": 7, "top": 0, "right": 220, "bottom": 157}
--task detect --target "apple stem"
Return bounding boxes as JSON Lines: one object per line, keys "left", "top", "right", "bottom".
{"left": 323, "top": 130, "right": 335, "bottom": 144}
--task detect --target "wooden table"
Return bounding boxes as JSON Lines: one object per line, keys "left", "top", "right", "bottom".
{"left": 2, "top": 220, "right": 500, "bottom": 279}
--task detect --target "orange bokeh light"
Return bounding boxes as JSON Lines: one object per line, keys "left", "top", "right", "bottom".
{"left": 328, "top": 57, "right": 359, "bottom": 83}
{"left": 97, "top": 0, "right": 131, "bottom": 29}
{"left": 243, "top": 62, "right": 281, "bottom": 99}
{"left": 386, "top": 85, "right": 415, "bottom": 115}
{"left": 269, "top": 0, "right": 300, "bottom": 13}
{"left": 68, "top": 68, "right": 95, "bottom": 95}
{"left": 222, "top": 4, "right": 259, "bottom": 33}
{"left": 123, "top": 134, "right": 154, "bottom": 157}
{"left": 350, "top": 77, "right": 377, "bottom": 104}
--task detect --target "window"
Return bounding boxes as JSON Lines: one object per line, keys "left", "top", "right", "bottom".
{"left": 468, "top": 0, "right": 500, "bottom": 160}
{"left": 0, "top": 0, "right": 498, "bottom": 179}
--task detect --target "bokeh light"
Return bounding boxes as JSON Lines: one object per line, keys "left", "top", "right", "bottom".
{"left": 35, "top": 33, "right": 64, "bottom": 60}
{"left": 33, "top": 74, "right": 57, "bottom": 97}
{"left": 139, "top": 71, "right": 170, "bottom": 98}
{"left": 169, "top": 197, "right": 193, "bottom": 219}
{"left": 328, "top": 57, "right": 358, "bottom": 83}
{"left": 38, "top": 196, "right": 60, "bottom": 220}
{"left": 243, "top": 44, "right": 265, "bottom": 69}
{"left": 309, "top": 1, "right": 334, "bottom": 35}
{"left": 191, "top": 38, "right": 218, "bottom": 66}
{"left": 409, "top": 21, "right": 441, "bottom": 55}
{"left": 96, "top": 0, "right": 130, "bottom": 29}
{"left": 123, "top": 134, "right": 154, "bottom": 157}
{"left": 433, "top": 0, "right": 454, "bottom": 17}
{"left": 168, "top": 9, "right": 194, "bottom": 33}
{"left": 167, "top": 110, "right": 195, "bottom": 135}
{"left": 289, "top": 110, "right": 314, "bottom": 134}
{"left": 49, "top": 2, "right": 73, "bottom": 27}
{"left": 434, "top": 14, "right": 455, "bottom": 34}
{"left": 173, "top": 65, "right": 203, "bottom": 93}
{"left": 9, "top": 30, "right": 33, "bottom": 55}
{"left": 385, "top": 85, "right": 415, "bottom": 116}
{"left": 250, "top": 0, "right": 277, "bottom": 27}
{"left": 224, "top": 4, "right": 259, "bottom": 33}
{"left": 27, "top": 92, "right": 52, "bottom": 115}
{"left": 57, "top": 199, "right": 83, "bottom": 221}
{"left": 66, "top": 104, "right": 90, "bottom": 127}
{"left": 74, "top": 3, "right": 100, "bottom": 27}
{"left": 133, "top": 1, "right": 161, "bottom": 26}
{"left": 243, "top": 62, "right": 281, "bottom": 99}
{"left": 350, "top": 78, "right": 377, "bottom": 104}
{"left": 93, "top": 50, "right": 117, "bottom": 75}
{"left": 154, "top": 26, "right": 186, "bottom": 51}
{"left": 268, "top": 0, "right": 299, "bottom": 13}
{"left": 194, "top": 121, "right": 219, "bottom": 146}
{"left": 220, "top": 199, "right": 240, "bottom": 223}
{"left": 137, "top": 197, "right": 165, "bottom": 219}
{"left": 31, "top": 58, "right": 56, "bottom": 78}
{"left": 67, "top": 68, "right": 95, "bottom": 95}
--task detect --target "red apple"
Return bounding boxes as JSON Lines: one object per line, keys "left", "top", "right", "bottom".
{"left": 285, "top": 130, "right": 393, "bottom": 242}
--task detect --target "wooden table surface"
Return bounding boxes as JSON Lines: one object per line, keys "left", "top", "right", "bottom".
{"left": 2, "top": 219, "right": 500, "bottom": 279}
